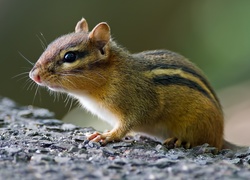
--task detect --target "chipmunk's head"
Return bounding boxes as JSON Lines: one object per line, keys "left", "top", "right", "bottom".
{"left": 29, "top": 18, "right": 111, "bottom": 94}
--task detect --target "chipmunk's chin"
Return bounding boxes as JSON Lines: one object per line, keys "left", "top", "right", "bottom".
{"left": 47, "top": 85, "right": 65, "bottom": 92}
{"left": 48, "top": 87, "right": 64, "bottom": 92}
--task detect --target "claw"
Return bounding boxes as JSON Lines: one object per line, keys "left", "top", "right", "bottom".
{"left": 88, "top": 131, "right": 101, "bottom": 141}
{"left": 87, "top": 130, "right": 120, "bottom": 145}
{"left": 163, "top": 137, "right": 191, "bottom": 149}
{"left": 175, "top": 139, "right": 182, "bottom": 148}
{"left": 185, "top": 142, "right": 191, "bottom": 149}
{"left": 164, "top": 137, "right": 178, "bottom": 149}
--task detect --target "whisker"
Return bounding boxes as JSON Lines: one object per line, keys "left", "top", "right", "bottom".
{"left": 93, "top": 72, "right": 107, "bottom": 81}
{"left": 89, "top": 58, "right": 103, "bottom": 65}
{"left": 58, "top": 72, "right": 100, "bottom": 86}
{"left": 59, "top": 92, "right": 62, "bottom": 101}
{"left": 76, "top": 75, "right": 100, "bottom": 86}
{"left": 64, "top": 95, "right": 69, "bottom": 105}
{"left": 28, "top": 81, "right": 37, "bottom": 91}
{"left": 36, "top": 34, "right": 46, "bottom": 50}
{"left": 31, "top": 82, "right": 38, "bottom": 91}
{"left": 75, "top": 99, "right": 81, "bottom": 108}
{"left": 12, "top": 72, "right": 29, "bottom": 79}
{"left": 20, "top": 67, "right": 33, "bottom": 71}
{"left": 59, "top": 76, "right": 76, "bottom": 88}
{"left": 63, "top": 94, "right": 73, "bottom": 113}
{"left": 64, "top": 95, "right": 72, "bottom": 110}
{"left": 26, "top": 81, "right": 33, "bottom": 90}
{"left": 55, "top": 92, "right": 59, "bottom": 102}
{"left": 17, "top": 75, "right": 30, "bottom": 82}
{"left": 56, "top": 79, "right": 63, "bottom": 87}
{"left": 68, "top": 96, "right": 76, "bottom": 113}
{"left": 18, "top": 51, "right": 34, "bottom": 66}
{"left": 66, "top": 68, "right": 107, "bottom": 81}
{"left": 23, "top": 80, "right": 33, "bottom": 90}
{"left": 38, "top": 87, "right": 42, "bottom": 103}
{"left": 40, "top": 32, "right": 48, "bottom": 47}
{"left": 69, "top": 98, "right": 74, "bottom": 111}
{"left": 32, "top": 85, "right": 39, "bottom": 104}
{"left": 49, "top": 90, "right": 57, "bottom": 102}
{"left": 54, "top": 92, "right": 58, "bottom": 102}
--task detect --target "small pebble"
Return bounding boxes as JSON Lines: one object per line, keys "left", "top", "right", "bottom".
{"left": 54, "top": 156, "right": 71, "bottom": 163}
{"left": 61, "top": 123, "right": 77, "bottom": 131}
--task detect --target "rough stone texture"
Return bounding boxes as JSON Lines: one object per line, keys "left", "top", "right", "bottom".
{"left": 0, "top": 97, "right": 250, "bottom": 180}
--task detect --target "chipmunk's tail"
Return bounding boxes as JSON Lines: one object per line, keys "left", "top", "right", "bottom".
{"left": 222, "top": 140, "right": 249, "bottom": 151}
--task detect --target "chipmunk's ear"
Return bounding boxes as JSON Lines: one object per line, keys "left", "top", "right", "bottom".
{"left": 75, "top": 18, "right": 89, "bottom": 33}
{"left": 88, "top": 22, "right": 110, "bottom": 53}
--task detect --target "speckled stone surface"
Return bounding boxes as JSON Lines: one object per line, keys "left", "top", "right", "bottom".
{"left": 0, "top": 97, "right": 250, "bottom": 180}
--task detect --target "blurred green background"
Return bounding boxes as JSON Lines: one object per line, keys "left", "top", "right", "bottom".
{"left": 1, "top": 1, "right": 250, "bottom": 125}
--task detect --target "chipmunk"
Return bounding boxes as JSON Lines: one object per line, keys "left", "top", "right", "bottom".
{"left": 29, "top": 18, "right": 236, "bottom": 150}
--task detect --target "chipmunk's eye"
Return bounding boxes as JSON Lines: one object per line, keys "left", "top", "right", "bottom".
{"left": 63, "top": 52, "right": 77, "bottom": 63}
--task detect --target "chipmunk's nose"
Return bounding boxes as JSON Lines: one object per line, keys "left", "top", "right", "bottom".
{"left": 29, "top": 67, "right": 41, "bottom": 84}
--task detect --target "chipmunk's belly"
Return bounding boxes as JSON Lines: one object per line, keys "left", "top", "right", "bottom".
{"left": 73, "top": 93, "right": 119, "bottom": 126}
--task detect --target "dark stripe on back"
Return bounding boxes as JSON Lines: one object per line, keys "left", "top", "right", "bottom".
{"left": 143, "top": 50, "right": 175, "bottom": 56}
{"left": 152, "top": 74, "right": 216, "bottom": 105}
{"left": 147, "top": 63, "right": 220, "bottom": 105}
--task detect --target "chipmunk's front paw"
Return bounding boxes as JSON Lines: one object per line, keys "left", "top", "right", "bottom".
{"left": 163, "top": 137, "right": 191, "bottom": 149}
{"left": 87, "top": 131, "right": 121, "bottom": 145}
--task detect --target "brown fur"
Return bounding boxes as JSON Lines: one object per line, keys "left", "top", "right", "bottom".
{"left": 30, "top": 18, "right": 226, "bottom": 150}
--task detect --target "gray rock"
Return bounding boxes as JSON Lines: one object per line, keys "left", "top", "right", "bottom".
{"left": 0, "top": 97, "right": 250, "bottom": 180}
